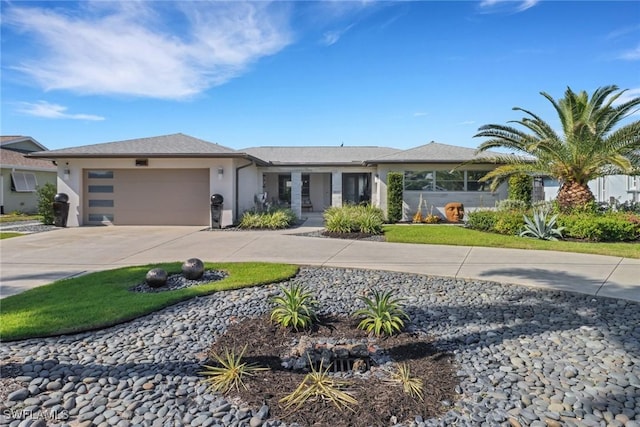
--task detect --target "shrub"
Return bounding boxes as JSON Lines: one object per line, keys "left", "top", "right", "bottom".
{"left": 559, "top": 212, "right": 640, "bottom": 242}
{"left": 353, "top": 289, "right": 409, "bottom": 336}
{"left": 324, "top": 205, "right": 384, "bottom": 234}
{"left": 465, "top": 210, "right": 499, "bottom": 232}
{"left": 200, "top": 345, "right": 268, "bottom": 393}
{"left": 494, "top": 211, "right": 526, "bottom": 235}
{"left": 496, "top": 199, "right": 529, "bottom": 212}
{"left": 520, "top": 209, "right": 565, "bottom": 241}
{"left": 387, "top": 172, "right": 404, "bottom": 223}
{"left": 508, "top": 174, "right": 532, "bottom": 205}
{"left": 239, "top": 208, "right": 296, "bottom": 229}
{"left": 270, "top": 284, "right": 317, "bottom": 331}
{"left": 36, "top": 182, "right": 57, "bottom": 225}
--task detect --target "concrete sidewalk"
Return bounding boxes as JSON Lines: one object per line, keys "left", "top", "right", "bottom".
{"left": 1, "top": 221, "right": 638, "bottom": 301}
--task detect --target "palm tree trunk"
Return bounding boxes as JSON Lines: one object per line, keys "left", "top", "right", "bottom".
{"left": 556, "top": 181, "right": 595, "bottom": 211}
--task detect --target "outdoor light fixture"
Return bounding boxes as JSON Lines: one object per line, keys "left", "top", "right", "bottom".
{"left": 63, "top": 163, "right": 71, "bottom": 181}
{"left": 217, "top": 167, "right": 224, "bottom": 180}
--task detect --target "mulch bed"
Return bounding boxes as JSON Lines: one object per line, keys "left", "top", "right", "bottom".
{"left": 206, "top": 315, "right": 458, "bottom": 427}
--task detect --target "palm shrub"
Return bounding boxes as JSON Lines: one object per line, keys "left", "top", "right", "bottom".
{"left": 324, "top": 205, "right": 384, "bottom": 234}
{"left": 270, "top": 284, "right": 317, "bottom": 331}
{"left": 324, "top": 206, "right": 354, "bottom": 233}
{"left": 473, "top": 85, "right": 640, "bottom": 211}
{"left": 387, "top": 172, "right": 404, "bottom": 223}
{"left": 386, "top": 363, "right": 424, "bottom": 401}
{"left": 200, "top": 345, "right": 268, "bottom": 393}
{"left": 353, "top": 289, "right": 409, "bottom": 336}
{"left": 36, "top": 182, "right": 56, "bottom": 225}
{"left": 520, "top": 208, "right": 565, "bottom": 241}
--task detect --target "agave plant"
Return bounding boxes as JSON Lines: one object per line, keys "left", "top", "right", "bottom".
{"left": 270, "top": 283, "right": 317, "bottom": 331}
{"left": 199, "top": 345, "right": 268, "bottom": 393}
{"left": 280, "top": 359, "right": 358, "bottom": 413}
{"left": 520, "top": 208, "right": 565, "bottom": 241}
{"left": 353, "top": 289, "right": 409, "bottom": 336}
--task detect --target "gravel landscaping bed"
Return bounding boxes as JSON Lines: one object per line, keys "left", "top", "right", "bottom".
{"left": 1, "top": 267, "right": 639, "bottom": 427}
{"left": 0, "top": 221, "right": 58, "bottom": 234}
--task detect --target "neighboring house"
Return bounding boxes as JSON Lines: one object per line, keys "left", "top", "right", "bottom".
{"left": 538, "top": 176, "right": 639, "bottom": 205}
{"left": 28, "top": 133, "right": 509, "bottom": 227}
{"left": 0, "top": 136, "right": 57, "bottom": 214}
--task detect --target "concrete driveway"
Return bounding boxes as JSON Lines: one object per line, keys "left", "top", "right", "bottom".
{"left": 1, "top": 225, "right": 638, "bottom": 301}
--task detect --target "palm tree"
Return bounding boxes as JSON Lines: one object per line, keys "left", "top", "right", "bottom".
{"left": 474, "top": 85, "right": 640, "bottom": 210}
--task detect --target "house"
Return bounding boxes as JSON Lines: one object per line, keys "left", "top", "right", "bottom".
{"left": 0, "top": 136, "right": 57, "bottom": 214}
{"left": 28, "top": 133, "right": 509, "bottom": 227}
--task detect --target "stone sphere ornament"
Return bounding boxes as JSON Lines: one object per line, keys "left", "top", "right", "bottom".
{"left": 182, "top": 258, "right": 205, "bottom": 280}
{"left": 146, "top": 268, "right": 168, "bottom": 288}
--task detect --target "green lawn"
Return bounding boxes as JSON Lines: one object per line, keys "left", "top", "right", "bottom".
{"left": 384, "top": 224, "right": 640, "bottom": 259}
{"left": 0, "top": 213, "right": 42, "bottom": 223}
{"left": 0, "top": 232, "right": 23, "bottom": 240}
{"left": 0, "top": 262, "right": 298, "bottom": 341}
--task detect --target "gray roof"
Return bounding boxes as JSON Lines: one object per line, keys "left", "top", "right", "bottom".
{"left": 242, "top": 146, "right": 400, "bottom": 166}
{"left": 27, "top": 133, "right": 260, "bottom": 160}
{"left": 365, "top": 141, "right": 507, "bottom": 164}
{"left": 1, "top": 135, "right": 48, "bottom": 152}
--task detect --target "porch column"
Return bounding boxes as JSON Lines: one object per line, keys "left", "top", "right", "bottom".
{"left": 291, "top": 172, "right": 302, "bottom": 218}
{"left": 331, "top": 172, "right": 342, "bottom": 207}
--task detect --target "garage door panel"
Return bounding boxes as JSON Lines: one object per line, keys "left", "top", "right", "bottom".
{"left": 85, "top": 169, "right": 210, "bottom": 226}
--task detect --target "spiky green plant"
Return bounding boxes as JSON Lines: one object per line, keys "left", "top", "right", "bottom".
{"left": 280, "top": 359, "right": 358, "bottom": 413}
{"left": 386, "top": 363, "right": 424, "bottom": 401}
{"left": 270, "top": 284, "right": 317, "bottom": 331}
{"left": 199, "top": 345, "right": 268, "bottom": 393}
{"left": 353, "top": 289, "right": 409, "bottom": 336}
{"left": 520, "top": 208, "right": 565, "bottom": 241}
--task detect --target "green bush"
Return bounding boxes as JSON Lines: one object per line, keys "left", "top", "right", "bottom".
{"left": 324, "top": 205, "right": 385, "bottom": 234}
{"left": 465, "top": 210, "right": 499, "bottom": 232}
{"left": 496, "top": 199, "right": 529, "bottom": 212}
{"left": 387, "top": 172, "right": 404, "bottom": 223}
{"left": 559, "top": 212, "right": 640, "bottom": 242}
{"left": 239, "top": 208, "right": 296, "bottom": 229}
{"left": 508, "top": 174, "right": 532, "bottom": 206}
{"left": 494, "top": 211, "right": 526, "bottom": 235}
{"left": 36, "top": 183, "right": 57, "bottom": 225}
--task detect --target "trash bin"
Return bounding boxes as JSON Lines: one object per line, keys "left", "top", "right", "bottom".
{"left": 52, "top": 193, "right": 70, "bottom": 227}
{"left": 210, "top": 194, "right": 224, "bottom": 229}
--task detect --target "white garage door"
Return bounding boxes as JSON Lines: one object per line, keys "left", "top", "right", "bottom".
{"left": 84, "top": 169, "right": 210, "bottom": 225}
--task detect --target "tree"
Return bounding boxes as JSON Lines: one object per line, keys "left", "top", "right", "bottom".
{"left": 474, "top": 85, "right": 640, "bottom": 211}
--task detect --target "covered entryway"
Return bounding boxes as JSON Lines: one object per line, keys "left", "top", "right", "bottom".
{"left": 84, "top": 169, "right": 210, "bottom": 225}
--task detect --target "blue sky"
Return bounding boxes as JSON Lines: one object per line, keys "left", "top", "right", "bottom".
{"left": 1, "top": 0, "right": 639, "bottom": 151}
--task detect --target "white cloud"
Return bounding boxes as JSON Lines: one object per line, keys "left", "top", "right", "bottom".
{"left": 321, "top": 24, "right": 354, "bottom": 46}
{"left": 16, "top": 101, "right": 105, "bottom": 121}
{"left": 458, "top": 120, "right": 476, "bottom": 125}
{"left": 4, "top": 1, "right": 292, "bottom": 100}
{"left": 612, "top": 88, "right": 640, "bottom": 116}
{"left": 478, "top": 0, "right": 539, "bottom": 13}
{"left": 618, "top": 44, "right": 640, "bottom": 61}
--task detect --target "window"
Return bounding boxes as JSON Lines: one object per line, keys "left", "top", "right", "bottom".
{"left": 88, "top": 185, "right": 114, "bottom": 193}
{"left": 88, "top": 199, "right": 114, "bottom": 207}
{"left": 435, "top": 170, "right": 464, "bottom": 191}
{"left": 466, "top": 171, "right": 490, "bottom": 191}
{"left": 278, "top": 174, "right": 291, "bottom": 203}
{"left": 11, "top": 171, "right": 37, "bottom": 192}
{"left": 88, "top": 171, "right": 114, "bottom": 179}
{"left": 403, "top": 170, "right": 490, "bottom": 192}
{"left": 88, "top": 214, "right": 114, "bottom": 222}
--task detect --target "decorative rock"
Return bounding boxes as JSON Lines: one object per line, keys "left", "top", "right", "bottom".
{"left": 182, "top": 258, "right": 205, "bottom": 280}
{"left": 145, "top": 268, "right": 168, "bottom": 288}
